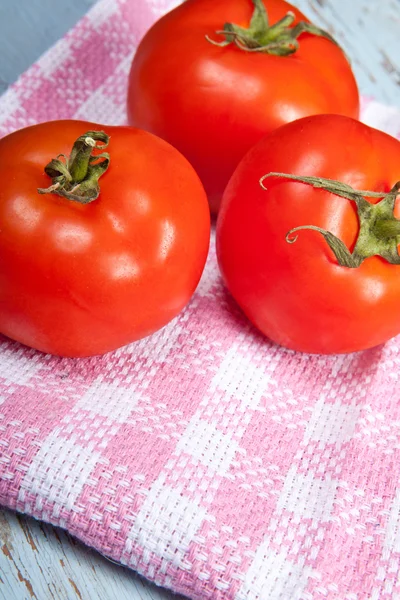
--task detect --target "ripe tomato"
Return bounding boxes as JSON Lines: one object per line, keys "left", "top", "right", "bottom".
{"left": 0, "top": 120, "right": 210, "bottom": 357}
{"left": 217, "top": 114, "right": 400, "bottom": 354}
{"left": 127, "top": 0, "right": 359, "bottom": 214}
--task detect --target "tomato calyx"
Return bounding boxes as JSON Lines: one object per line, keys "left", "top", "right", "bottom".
{"left": 37, "top": 131, "right": 110, "bottom": 204}
{"left": 206, "top": 0, "right": 341, "bottom": 57}
{"left": 260, "top": 172, "right": 400, "bottom": 268}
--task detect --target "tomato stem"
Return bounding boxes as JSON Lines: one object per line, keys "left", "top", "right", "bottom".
{"left": 37, "top": 131, "right": 110, "bottom": 203}
{"left": 260, "top": 173, "right": 400, "bottom": 268}
{"left": 206, "top": 0, "right": 343, "bottom": 57}
{"left": 374, "top": 218, "right": 400, "bottom": 238}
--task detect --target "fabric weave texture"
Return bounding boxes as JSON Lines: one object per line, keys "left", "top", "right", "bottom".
{"left": 1, "top": 1, "right": 400, "bottom": 598}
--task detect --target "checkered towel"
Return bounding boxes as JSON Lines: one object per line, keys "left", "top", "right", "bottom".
{"left": 1, "top": 1, "right": 400, "bottom": 599}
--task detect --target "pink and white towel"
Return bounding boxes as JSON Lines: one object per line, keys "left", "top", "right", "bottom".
{"left": 1, "top": 1, "right": 400, "bottom": 599}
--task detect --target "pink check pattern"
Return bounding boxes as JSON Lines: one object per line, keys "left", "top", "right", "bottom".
{"left": 1, "top": 1, "right": 400, "bottom": 598}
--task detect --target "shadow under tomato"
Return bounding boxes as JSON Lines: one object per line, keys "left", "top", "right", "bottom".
{"left": 218, "top": 283, "right": 388, "bottom": 371}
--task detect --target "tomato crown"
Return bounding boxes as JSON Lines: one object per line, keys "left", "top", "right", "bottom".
{"left": 260, "top": 173, "right": 400, "bottom": 268}
{"left": 206, "top": 0, "right": 343, "bottom": 58}
{"left": 37, "top": 131, "right": 110, "bottom": 204}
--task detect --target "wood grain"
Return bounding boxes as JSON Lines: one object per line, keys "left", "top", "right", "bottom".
{"left": 0, "top": 0, "right": 97, "bottom": 94}
{"left": 0, "top": 0, "right": 399, "bottom": 599}
{"left": 0, "top": 509, "right": 180, "bottom": 600}
{"left": 0, "top": 0, "right": 399, "bottom": 103}
{"left": 294, "top": 0, "right": 400, "bottom": 105}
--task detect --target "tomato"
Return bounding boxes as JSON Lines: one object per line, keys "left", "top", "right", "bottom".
{"left": 216, "top": 114, "right": 400, "bottom": 354}
{"left": 0, "top": 120, "right": 210, "bottom": 357}
{"left": 127, "top": 0, "right": 359, "bottom": 214}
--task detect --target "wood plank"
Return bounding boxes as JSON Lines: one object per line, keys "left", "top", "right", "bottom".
{"left": 295, "top": 0, "right": 400, "bottom": 105}
{"left": 0, "top": 509, "right": 181, "bottom": 600}
{"left": 0, "top": 0, "right": 98, "bottom": 94}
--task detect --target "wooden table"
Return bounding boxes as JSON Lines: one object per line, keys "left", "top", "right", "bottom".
{"left": 0, "top": 1, "right": 399, "bottom": 599}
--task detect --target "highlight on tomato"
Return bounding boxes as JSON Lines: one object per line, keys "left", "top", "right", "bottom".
{"left": 216, "top": 114, "right": 400, "bottom": 355}
{"left": 0, "top": 121, "right": 210, "bottom": 357}
{"left": 127, "top": 0, "right": 360, "bottom": 214}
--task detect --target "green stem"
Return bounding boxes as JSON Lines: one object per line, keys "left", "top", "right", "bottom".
{"left": 38, "top": 131, "right": 110, "bottom": 203}
{"left": 374, "top": 219, "right": 400, "bottom": 239}
{"left": 206, "top": 0, "right": 343, "bottom": 57}
{"left": 260, "top": 173, "right": 400, "bottom": 268}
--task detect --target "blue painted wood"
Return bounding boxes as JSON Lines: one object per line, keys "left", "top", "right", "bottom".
{"left": 0, "top": 0, "right": 97, "bottom": 93}
{"left": 0, "top": 0, "right": 399, "bottom": 599}
{"left": 0, "top": 0, "right": 399, "bottom": 103}
{"left": 0, "top": 509, "right": 182, "bottom": 600}
{"left": 294, "top": 0, "right": 400, "bottom": 105}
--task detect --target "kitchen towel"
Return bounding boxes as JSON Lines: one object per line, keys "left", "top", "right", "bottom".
{"left": 1, "top": 1, "right": 400, "bottom": 599}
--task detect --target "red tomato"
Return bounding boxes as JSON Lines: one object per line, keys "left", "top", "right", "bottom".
{"left": 127, "top": 0, "right": 359, "bottom": 213}
{"left": 217, "top": 114, "right": 400, "bottom": 354}
{"left": 0, "top": 120, "right": 210, "bottom": 357}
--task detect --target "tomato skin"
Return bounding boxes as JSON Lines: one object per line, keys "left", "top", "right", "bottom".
{"left": 0, "top": 120, "right": 210, "bottom": 357}
{"left": 127, "top": 0, "right": 360, "bottom": 213}
{"left": 216, "top": 114, "right": 400, "bottom": 354}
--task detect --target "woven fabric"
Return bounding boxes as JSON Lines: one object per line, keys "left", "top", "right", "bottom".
{"left": 1, "top": 1, "right": 400, "bottom": 598}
